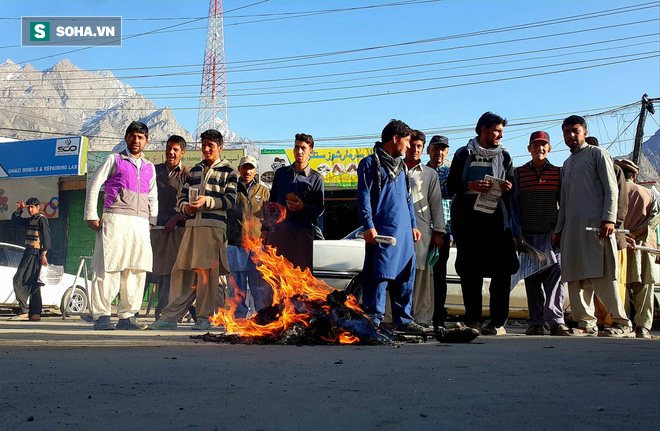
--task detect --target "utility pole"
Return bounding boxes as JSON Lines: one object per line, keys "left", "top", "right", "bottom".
{"left": 632, "top": 93, "right": 655, "bottom": 165}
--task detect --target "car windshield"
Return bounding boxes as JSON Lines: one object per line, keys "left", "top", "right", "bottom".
{"left": 2, "top": 246, "right": 23, "bottom": 268}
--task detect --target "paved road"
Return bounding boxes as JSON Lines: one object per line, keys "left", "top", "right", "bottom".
{"left": 1, "top": 316, "right": 658, "bottom": 430}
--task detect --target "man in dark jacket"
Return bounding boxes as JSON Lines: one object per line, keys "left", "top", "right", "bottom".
{"left": 10, "top": 197, "right": 51, "bottom": 321}
{"left": 447, "top": 112, "right": 518, "bottom": 336}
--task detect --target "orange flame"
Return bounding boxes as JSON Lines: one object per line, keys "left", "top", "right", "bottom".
{"left": 339, "top": 332, "right": 360, "bottom": 344}
{"left": 320, "top": 331, "right": 360, "bottom": 345}
{"left": 344, "top": 294, "right": 364, "bottom": 313}
{"left": 209, "top": 216, "right": 365, "bottom": 344}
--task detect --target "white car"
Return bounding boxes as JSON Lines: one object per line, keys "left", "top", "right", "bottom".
{"left": 313, "top": 228, "right": 531, "bottom": 318}
{"left": 0, "top": 242, "right": 88, "bottom": 314}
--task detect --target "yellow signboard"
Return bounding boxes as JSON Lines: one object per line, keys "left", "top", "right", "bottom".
{"left": 260, "top": 148, "right": 372, "bottom": 189}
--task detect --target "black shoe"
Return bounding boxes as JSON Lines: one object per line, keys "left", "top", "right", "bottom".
{"left": 116, "top": 316, "right": 147, "bottom": 330}
{"left": 395, "top": 322, "right": 432, "bottom": 334}
{"left": 93, "top": 316, "right": 116, "bottom": 330}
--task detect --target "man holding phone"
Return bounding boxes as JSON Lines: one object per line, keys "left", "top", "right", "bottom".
{"left": 264, "top": 133, "right": 324, "bottom": 273}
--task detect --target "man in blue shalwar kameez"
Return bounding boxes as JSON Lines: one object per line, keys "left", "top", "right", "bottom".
{"left": 357, "top": 119, "right": 427, "bottom": 333}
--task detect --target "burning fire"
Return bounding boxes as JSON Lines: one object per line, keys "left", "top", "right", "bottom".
{"left": 209, "top": 215, "right": 366, "bottom": 345}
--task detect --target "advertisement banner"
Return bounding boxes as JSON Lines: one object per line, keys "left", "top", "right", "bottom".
{"left": 87, "top": 149, "right": 245, "bottom": 175}
{"left": 259, "top": 148, "right": 371, "bottom": 189}
{"left": 0, "top": 136, "right": 88, "bottom": 178}
{"left": 0, "top": 176, "right": 60, "bottom": 220}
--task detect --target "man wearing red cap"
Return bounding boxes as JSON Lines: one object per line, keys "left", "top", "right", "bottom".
{"left": 511, "top": 131, "right": 569, "bottom": 336}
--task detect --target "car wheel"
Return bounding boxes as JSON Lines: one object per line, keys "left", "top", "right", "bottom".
{"left": 345, "top": 275, "right": 363, "bottom": 303}
{"left": 61, "top": 287, "right": 88, "bottom": 315}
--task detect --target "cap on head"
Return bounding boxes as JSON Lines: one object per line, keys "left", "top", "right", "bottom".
{"left": 614, "top": 158, "right": 639, "bottom": 174}
{"left": 239, "top": 155, "right": 258, "bottom": 168}
{"left": 428, "top": 135, "right": 449, "bottom": 148}
{"left": 529, "top": 131, "right": 550, "bottom": 145}
{"left": 26, "top": 197, "right": 40, "bottom": 207}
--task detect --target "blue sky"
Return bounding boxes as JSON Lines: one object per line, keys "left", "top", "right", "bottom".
{"left": 1, "top": 0, "right": 659, "bottom": 165}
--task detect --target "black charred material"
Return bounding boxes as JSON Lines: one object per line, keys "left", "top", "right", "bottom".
{"left": 197, "top": 289, "right": 399, "bottom": 345}
{"left": 251, "top": 303, "right": 285, "bottom": 326}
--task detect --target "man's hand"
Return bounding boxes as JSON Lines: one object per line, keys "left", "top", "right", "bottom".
{"left": 412, "top": 228, "right": 422, "bottom": 243}
{"left": 87, "top": 220, "right": 102, "bottom": 231}
{"left": 15, "top": 200, "right": 26, "bottom": 211}
{"left": 286, "top": 195, "right": 303, "bottom": 212}
{"left": 431, "top": 231, "right": 444, "bottom": 248}
{"left": 599, "top": 221, "right": 615, "bottom": 239}
{"left": 514, "top": 235, "right": 527, "bottom": 253}
{"left": 467, "top": 180, "right": 493, "bottom": 193}
{"left": 189, "top": 196, "right": 206, "bottom": 209}
{"left": 363, "top": 228, "right": 377, "bottom": 244}
{"left": 184, "top": 204, "right": 196, "bottom": 215}
{"left": 40, "top": 251, "right": 48, "bottom": 266}
{"left": 499, "top": 180, "right": 513, "bottom": 193}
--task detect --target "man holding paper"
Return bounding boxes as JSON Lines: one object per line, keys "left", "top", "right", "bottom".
{"left": 447, "top": 112, "right": 518, "bottom": 336}
{"left": 357, "top": 119, "right": 424, "bottom": 333}
{"left": 511, "top": 131, "right": 568, "bottom": 336}
{"left": 150, "top": 129, "right": 237, "bottom": 331}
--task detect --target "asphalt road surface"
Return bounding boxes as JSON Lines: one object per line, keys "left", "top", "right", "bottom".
{"left": 1, "top": 316, "right": 658, "bottom": 430}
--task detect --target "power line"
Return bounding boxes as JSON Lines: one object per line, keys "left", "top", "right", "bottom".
{"left": 7, "top": 35, "right": 655, "bottom": 97}
{"left": 4, "top": 2, "right": 657, "bottom": 70}
{"left": 3, "top": 55, "right": 657, "bottom": 111}
{"left": 14, "top": 50, "right": 654, "bottom": 101}
{"left": 3, "top": 100, "right": 651, "bottom": 149}
{"left": 5, "top": 18, "right": 656, "bottom": 92}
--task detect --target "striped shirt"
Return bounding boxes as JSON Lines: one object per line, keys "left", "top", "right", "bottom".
{"left": 511, "top": 160, "right": 561, "bottom": 236}
{"left": 178, "top": 158, "right": 238, "bottom": 230}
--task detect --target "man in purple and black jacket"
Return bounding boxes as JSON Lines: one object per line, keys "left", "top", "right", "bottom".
{"left": 85, "top": 121, "right": 158, "bottom": 330}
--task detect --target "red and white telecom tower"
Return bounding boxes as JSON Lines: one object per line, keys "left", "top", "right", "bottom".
{"left": 196, "top": 0, "right": 228, "bottom": 146}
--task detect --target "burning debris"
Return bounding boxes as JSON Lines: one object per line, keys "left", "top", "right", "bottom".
{"left": 203, "top": 289, "right": 396, "bottom": 345}
{"left": 201, "top": 215, "right": 477, "bottom": 346}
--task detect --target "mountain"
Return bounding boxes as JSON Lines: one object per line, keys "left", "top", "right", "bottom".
{"left": 0, "top": 59, "right": 249, "bottom": 151}
{"left": 638, "top": 129, "right": 660, "bottom": 182}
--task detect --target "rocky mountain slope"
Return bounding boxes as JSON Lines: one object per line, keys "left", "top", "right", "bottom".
{"left": 0, "top": 59, "right": 248, "bottom": 150}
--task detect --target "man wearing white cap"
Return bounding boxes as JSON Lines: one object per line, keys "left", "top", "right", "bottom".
{"left": 227, "top": 155, "right": 271, "bottom": 317}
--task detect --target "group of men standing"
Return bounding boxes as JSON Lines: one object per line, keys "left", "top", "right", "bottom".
{"left": 81, "top": 122, "right": 324, "bottom": 331}
{"left": 12, "top": 115, "right": 655, "bottom": 339}
{"left": 356, "top": 114, "right": 657, "bottom": 339}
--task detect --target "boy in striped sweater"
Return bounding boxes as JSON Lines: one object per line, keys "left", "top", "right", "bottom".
{"left": 511, "top": 131, "right": 568, "bottom": 336}
{"left": 150, "top": 129, "right": 238, "bottom": 331}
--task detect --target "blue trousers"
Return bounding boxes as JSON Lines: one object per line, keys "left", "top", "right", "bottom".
{"left": 228, "top": 269, "right": 272, "bottom": 319}
{"left": 363, "top": 263, "right": 415, "bottom": 326}
{"left": 227, "top": 245, "right": 272, "bottom": 318}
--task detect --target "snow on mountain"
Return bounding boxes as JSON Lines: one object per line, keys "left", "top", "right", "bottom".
{"left": 0, "top": 59, "right": 249, "bottom": 151}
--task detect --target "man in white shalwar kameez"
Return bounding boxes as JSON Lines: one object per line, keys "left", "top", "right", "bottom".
{"left": 554, "top": 115, "right": 631, "bottom": 337}
{"left": 85, "top": 121, "right": 158, "bottom": 330}
{"left": 404, "top": 130, "right": 445, "bottom": 326}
